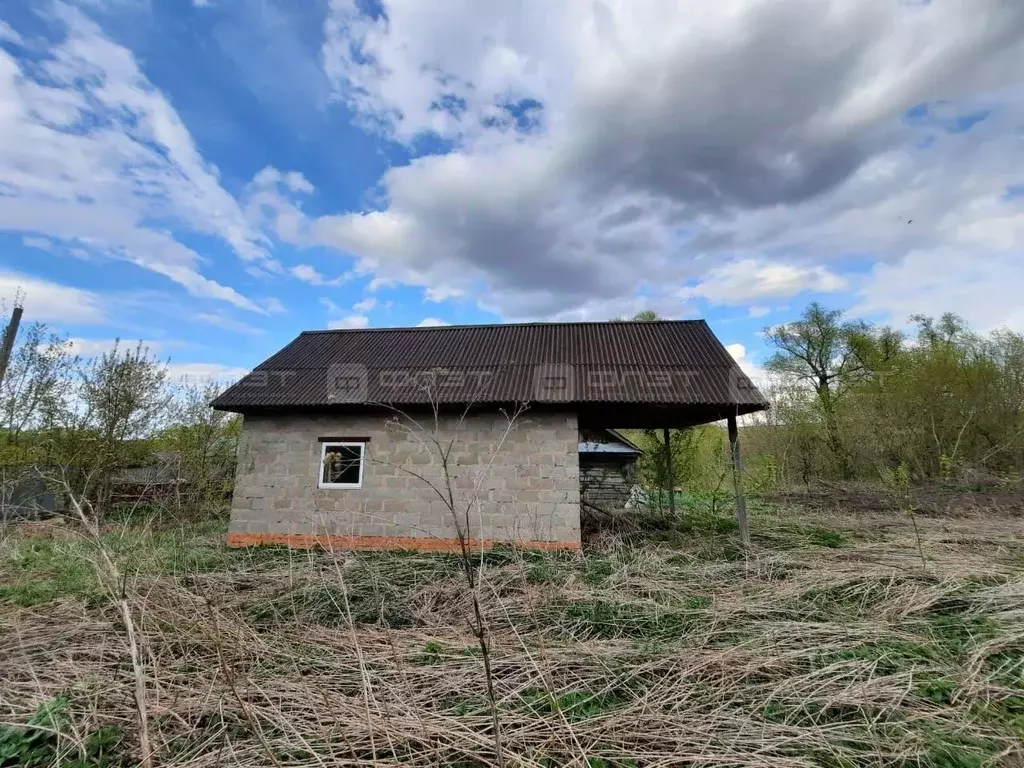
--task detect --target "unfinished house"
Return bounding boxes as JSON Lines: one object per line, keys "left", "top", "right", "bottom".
{"left": 211, "top": 320, "right": 767, "bottom": 551}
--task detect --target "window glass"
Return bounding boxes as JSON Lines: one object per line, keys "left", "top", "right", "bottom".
{"left": 320, "top": 443, "right": 363, "bottom": 487}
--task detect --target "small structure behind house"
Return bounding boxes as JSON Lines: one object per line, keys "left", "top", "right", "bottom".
{"left": 0, "top": 472, "right": 66, "bottom": 520}
{"left": 579, "top": 428, "right": 641, "bottom": 521}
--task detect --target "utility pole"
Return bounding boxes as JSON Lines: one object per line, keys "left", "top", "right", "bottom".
{"left": 0, "top": 303, "right": 22, "bottom": 522}
{"left": 0, "top": 304, "right": 22, "bottom": 389}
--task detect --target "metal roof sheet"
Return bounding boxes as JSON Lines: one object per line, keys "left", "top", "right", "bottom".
{"left": 211, "top": 320, "right": 767, "bottom": 413}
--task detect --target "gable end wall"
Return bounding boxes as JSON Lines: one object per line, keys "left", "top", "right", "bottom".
{"left": 227, "top": 411, "right": 581, "bottom": 550}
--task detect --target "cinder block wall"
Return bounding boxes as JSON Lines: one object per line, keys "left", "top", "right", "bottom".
{"left": 228, "top": 410, "right": 581, "bottom": 550}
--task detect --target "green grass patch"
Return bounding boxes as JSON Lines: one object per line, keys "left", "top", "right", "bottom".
{"left": 920, "top": 615, "right": 1003, "bottom": 658}
{"left": 249, "top": 582, "right": 417, "bottom": 628}
{"left": 520, "top": 689, "right": 630, "bottom": 721}
{"left": 582, "top": 556, "right": 616, "bottom": 587}
{"left": 0, "top": 523, "right": 282, "bottom": 605}
{"left": 970, "top": 698, "right": 1024, "bottom": 737}
{"left": 819, "top": 638, "right": 942, "bottom": 675}
{"left": 527, "top": 559, "right": 563, "bottom": 585}
{"left": 683, "top": 508, "right": 739, "bottom": 536}
{"left": 796, "top": 580, "right": 893, "bottom": 620}
{"left": 917, "top": 677, "right": 959, "bottom": 706}
{"left": 914, "top": 723, "right": 1005, "bottom": 768}
{"left": 0, "top": 696, "right": 125, "bottom": 768}
{"left": 0, "top": 539, "right": 102, "bottom": 606}
{"left": 807, "top": 528, "right": 846, "bottom": 548}
{"left": 558, "top": 598, "right": 708, "bottom": 641}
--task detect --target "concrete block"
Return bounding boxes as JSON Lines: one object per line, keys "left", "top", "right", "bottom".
{"left": 228, "top": 410, "right": 581, "bottom": 547}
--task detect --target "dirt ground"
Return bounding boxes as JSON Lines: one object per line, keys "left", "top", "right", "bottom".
{"left": 769, "top": 479, "right": 1024, "bottom": 518}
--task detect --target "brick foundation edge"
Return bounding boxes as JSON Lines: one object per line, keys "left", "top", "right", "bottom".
{"left": 226, "top": 532, "right": 582, "bottom": 552}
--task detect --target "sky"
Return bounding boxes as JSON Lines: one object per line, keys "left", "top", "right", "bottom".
{"left": 0, "top": 0, "right": 1021, "bottom": 384}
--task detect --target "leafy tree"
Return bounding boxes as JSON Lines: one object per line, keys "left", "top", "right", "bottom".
{"left": 79, "top": 340, "right": 171, "bottom": 516}
{"left": 0, "top": 321, "right": 76, "bottom": 448}
{"left": 632, "top": 310, "right": 660, "bottom": 322}
{"left": 764, "top": 303, "right": 875, "bottom": 476}
{"left": 912, "top": 313, "right": 970, "bottom": 347}
{"left": 157, "top": 380, "right": 241, "bottom": 518}
{"left": 611, "top": 310, "right": 662, "bottom": 321}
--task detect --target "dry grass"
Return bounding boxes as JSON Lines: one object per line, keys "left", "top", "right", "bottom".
{"left": 1, "top": 497, "right": 1023, "bottom": 767}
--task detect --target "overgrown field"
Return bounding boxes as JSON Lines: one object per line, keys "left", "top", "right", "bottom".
{"left": 1, "top": 492, "right": 1023, "bottom": 767}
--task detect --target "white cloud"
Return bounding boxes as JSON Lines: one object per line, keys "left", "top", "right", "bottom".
{"left": 67, "top": 337, "right": 166, "bottom": 358}
{"left": 166, "top": 362, "right": 249, "bottom": 383}
{"left": 320, "top": 297, "right": 343, "bottom": 315}
{"left": 68, "top": 338, "right": 247, "bottom": 385}
{"left": 195, "top": 312, "right": 264, "bottom": 336}
{"left": 678, "top": 259, "right": 848, "bottom": 306}
{"left": 0, "top": 270, "right": 106, "bottom": 324}
{"left": 290, "top": 264, "right": 349, "bottom": 287}
{"left": 290, "top": 264, "right": 321, "bottom": 283}
{"left": 261, "top": 297, "right": 287, "bottom": 314}
{"left": 321, "top": 296, "right": 375, "bottom": 328}
{"left": 328, "top": 314, "right": 370, "bottom": 329}
{"left": 425, "top": 285, "right": 465, "bottom": 303}
{"left": 245, "top": 166, "right": 317, "bottom": 245}
{"left": 854, "top": 249, "right": 1024, "bottom": 332}
{"left": 415, "top": 317, "right": 449, "bottom": 327}
{"left": 748, "top": 305, "right": 771, "bottom": 319}
{"left": 67, "top": 339, "right": 246, "bottom": 383}
{"left": 22, "top": 236, "right": 54, "bottom": 252}
{"left": 252, "top": 166, "right": 314, "bottom": 194}
{"left": 367, "top": 276, "right": 396, "bottom": 292}
{"left": 0, "top": 7, "right": 269, "bottom": 312}
{"left": 726, "top": 342, "right": 767, "bottom": 387}
{"left": 315, "top": 0, "right": 1024, "bottom": 320}
{"left": 0, "top": 21, "right": 24, "bottom": 46}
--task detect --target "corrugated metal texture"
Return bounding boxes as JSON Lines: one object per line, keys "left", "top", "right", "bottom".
{"left": 212, "top": 320, "right": 768, "bottom": 411}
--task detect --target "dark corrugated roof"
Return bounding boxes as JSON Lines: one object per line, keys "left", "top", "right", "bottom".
{"left": 211, "top": 320, "right": 767, "bottom": 413}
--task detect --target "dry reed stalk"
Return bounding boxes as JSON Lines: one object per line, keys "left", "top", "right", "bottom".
{"left": 64, "top": 489, "right": 155, "bottom": 768}
{"left": 0, "top": 501, "right": 1022, "bottom": 766}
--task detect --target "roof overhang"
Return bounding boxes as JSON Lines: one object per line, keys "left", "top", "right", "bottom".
{"left": 218, "top": 400, "right": 768, "bottom": 430}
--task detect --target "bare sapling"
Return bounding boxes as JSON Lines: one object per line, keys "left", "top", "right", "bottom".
{"left": 379, "top": 387, "right": 529, "bottom": 768}
{"left": 883, "top": 462, "right": 927, "bottom": 571}
{"left": 55, "top": 473, "right": 154, "bottom": 768}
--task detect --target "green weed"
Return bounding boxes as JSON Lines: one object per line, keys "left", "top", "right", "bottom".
{"left": 559, "top": 599, "right": 704, "bottom": 641}
{"left": 820, "top": 639, "right": 941, "bottom": 675}
{"left": 0, "top": 540, "right": 102, "bottom": 606}
{"left": 520, "top": 689, "right": 629, "bottom": 721}
{"left": 0, "top": 696, "right": 125, "bottom": 768}
{"left": 249, "top": 583, "right": 416, "bottom": 628}
{"left": 917, "top": 678, "right": 959, "bottom": 706}
{"left": 582, "top": 556, "right": 616, "bottom": 587}
{"left": 808, "top": 528, "right": 846, "bottom": 548}
{"left": 916, "top": 723, "right": 1003, "bottom": 768}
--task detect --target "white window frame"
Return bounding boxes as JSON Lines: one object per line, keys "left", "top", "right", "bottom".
{"left": 318, "top": 441, "right": 365, "bottom": 489}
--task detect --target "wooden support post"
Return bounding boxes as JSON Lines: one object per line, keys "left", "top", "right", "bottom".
{"left": 727, "top": 415, "right": 750, "bottom": 547}
{"left": 663, "top": 427, "right": 675, "bottom": 518}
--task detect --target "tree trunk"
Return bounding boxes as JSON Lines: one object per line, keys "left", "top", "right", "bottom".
{"left": 818, "top": 383, "right": 850, "bottom": 478}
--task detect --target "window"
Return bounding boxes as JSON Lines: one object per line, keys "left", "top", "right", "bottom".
{"left": 318, "top": 442, "right": 365, "bottom": 489}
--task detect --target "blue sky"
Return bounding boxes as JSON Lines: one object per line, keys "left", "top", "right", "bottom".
{"left": 0, "top": 0, "right": 1022, "bottom": 383}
